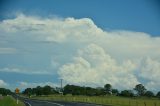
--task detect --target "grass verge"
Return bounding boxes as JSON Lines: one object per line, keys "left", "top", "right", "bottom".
{"left": 31, "top": 95, "right": 160, "bottom": 106}
{"left": 0, "top": 96, "right": 25, "bottom": 106}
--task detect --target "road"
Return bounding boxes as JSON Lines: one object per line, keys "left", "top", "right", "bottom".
{"left": 23, "top": 98, "right": 104, "bottom": 106}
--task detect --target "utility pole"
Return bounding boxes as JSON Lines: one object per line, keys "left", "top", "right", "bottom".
{"left": 60, "top": 79, "right": 63, "bottom": 95}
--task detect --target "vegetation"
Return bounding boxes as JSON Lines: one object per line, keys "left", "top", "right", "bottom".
{"left": 21, "top": 83, "right": 160, "bottom": 106}
{"left": 156, "top": 91, "right": 160, "bottom": 98}
{"left": 63, "top": 84, "right": 105, "bottom": 96}
{"left": 104, "top": 84, "right": 112, "bottom": 94}
{"left": 22, "top": 83, "right": 160, "bottom": 99}
{"left": 1, "top": 83, "right": 159, "bottom": 106}
{"left": 112, "top": 89, "right": 119, "bottom": 96}
{"left": 134, "top": 84, "right": 146, "bottom": 96}
{"left": 22, "top": 85, "right": 59, "bottom": 97}
{"left": 120, "top": 90, "right": 134, "bottom": 97}
{"left": 0, "top": 88, "right": 12, "bottom": 96}
{"left": 0, "top": 96, "right": 25, "bottom": 106}
{"left": 144, "top": 91, "right": 154, "bottom": 97}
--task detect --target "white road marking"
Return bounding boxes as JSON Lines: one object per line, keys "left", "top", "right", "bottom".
{"left": 26, "top": 99, "right": 64, "bottom": 106}
{"left": 45, "top": 101, "right": 64, "bottom": 106}
{"left": 24, "top": 101, "right": 32, "bottom": 106}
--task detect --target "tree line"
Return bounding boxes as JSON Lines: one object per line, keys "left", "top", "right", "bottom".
{"left": 0, "top": 88, "right": 12, "bottom": 96}
{"left": 22, "top": 85, "right": 59, "bottom": 97}
{"left": 22, "top": 83, "right": 160, "bottom": 98}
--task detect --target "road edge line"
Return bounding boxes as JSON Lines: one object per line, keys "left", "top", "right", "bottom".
{"left": 28, "top": 99, "right": 64, "bottom": 106}
{"left": 24, "top": 101, "right": 32, "bottom": 106}
{"left": 45, "top": 101, "right": 64, "bottom": 106}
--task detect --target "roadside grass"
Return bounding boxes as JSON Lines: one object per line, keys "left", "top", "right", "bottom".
{"left": 0, "top": 96, "right": 25, "bottom": 106}
{"left": 31, "top": 95, "right": 160, "bottom": 106}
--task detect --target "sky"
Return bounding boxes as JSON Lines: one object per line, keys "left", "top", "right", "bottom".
{"left": 0, "top": 0, "right": 160, "bottom": 92}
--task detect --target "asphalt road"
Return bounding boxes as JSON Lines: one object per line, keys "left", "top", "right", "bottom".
{"left": 23, "top": 99, "right": 104, "bottom": 106}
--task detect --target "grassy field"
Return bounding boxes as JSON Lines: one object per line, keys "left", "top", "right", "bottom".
{"left": 31, "top": 95, "right": 160, "bottom": 106}
{"left": 0, "top": 96, "right": 25, "bottom": 106}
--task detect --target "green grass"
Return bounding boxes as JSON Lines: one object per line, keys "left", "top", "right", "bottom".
{"left": 0, "top": 96, "right": 25, "bottom": 106}
{"left": 31, "top": 95, "right": 160, "bottom": 106}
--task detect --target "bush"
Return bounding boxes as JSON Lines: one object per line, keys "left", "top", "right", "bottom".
{"left": 23, "top": 85, "right": 58, "bottom": 96}
{"left": 120, "top": 90, "right": 134, "bottom": 97}
{"left": 156, "top": 91, "right": 160, "bottom": 98}
{"left": 0, "top": 88, "right": 11, "bottom": 96}
{"left": 144, "top": 91, "right": 154, "bottom": 97}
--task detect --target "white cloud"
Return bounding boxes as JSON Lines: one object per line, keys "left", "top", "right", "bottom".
{"left": 0, "top": 14, "right": 104, "bottom": 43}
{"left": 58, "top": 44, "right": 139, "bottom": 89}
{"left": 18, "top": 81, "right": 59, "bottom": 90}
{"left": 139, "top": 57, "right": 160, "bottom": 82}
{"left": 0, "top": 14, "right": 160, "bottom": 90}
{"left": 0, "top": 79, "right": 8, "bottom": 87}
{"left": 138, "top": 57, "right": 160, "bottom": 91}
{"left": 0, "top": 67, "right": 51, "bottom": 75}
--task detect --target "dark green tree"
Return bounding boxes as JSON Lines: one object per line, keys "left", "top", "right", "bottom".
{"left": 0, "top": 88, "right": 11, "bottom": 96}
{"left": 104, "top": 84, "right": 112, "bottom": 94}
{"left": 95, "top": 87, "right": 105, "bottom": 96}
{"left": 43, "top": 85, "right": 52, "bottom": 95}
{"left": 63, "top": 84, "right": 75, "bottom": 95}
{"left": 134, "top": 84, "right": 146, "bottom": 96}
{"left": 35, "top": 86, "right": 43, "bottom": 96}
{"left": 22, "top": 88, "right": 32, "bottom": 97}
{"left": 63, "top": 84, "right": 105, "bottom": 96}
{"left": 112, "top": 89, "right": 119, "bottom": 95}
{"left": 23, "top": 85, "right": 58, "bottom": 96}
{"left": 120, "top": 90, "right": 134, "bottom": 97}
{"left": 156, "top": 91, "right": 160, "bottom": 98}
{"left": 144, "top": 91, "right": 154, "bottom": 97}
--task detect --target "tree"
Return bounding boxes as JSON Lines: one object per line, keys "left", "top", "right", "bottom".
{"left": 0, "top": 88, "right": 11, "bottom": 96}
{"left": 22, "top": 88, "right": 32, "bottom": 97}
{"left": 35, "top": 86, "right": 43, "bottom": 96}
{"left": 104, "top": 84, "right": 112, "bottom": 94}
{"left": 144, "top": 91, "right": 154, "bottom": 97}
{"left": 63, "top": 84, "right": 105, "bottom": 96}
{"left": 112, "top": 89, "right": 119, "bottom": 95}
{"left": 23, "top": 85, "right": 58, "bottom": 96}
{"left": 120, "top": 90, "right": 134, "bottom": 97}
{"left": 95, "top": 87, "right": 105, "bottom": 96}
{"left": 134, "top": 84, "right": 146, "bottom": 96}
{"left": 156, "top": 91, "right": 160, "bottom": 98}
{"left": 43, "top": 85, "right": 52, "bottom": 95}
{"left": 63, "top": 84, "right": 75, "bottom": 95}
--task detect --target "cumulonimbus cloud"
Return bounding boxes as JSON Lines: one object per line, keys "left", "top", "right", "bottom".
{"left": 0, "top": 14, "right": 160, "bottom": 91}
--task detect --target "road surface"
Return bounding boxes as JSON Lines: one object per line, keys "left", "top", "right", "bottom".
{"left": 23, "top": 98, "right": 104, "bottom": 106}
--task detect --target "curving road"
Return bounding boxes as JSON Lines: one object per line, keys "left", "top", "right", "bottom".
{"left": 23, "top": 98, "right": 104, "bottom": 106}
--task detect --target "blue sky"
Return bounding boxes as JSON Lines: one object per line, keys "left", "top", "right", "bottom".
{"left": 0, "top": 0, "right": 160, "bottom": 92}
{"left": 1, "top": 0, "right": 160, "bottom": 36}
